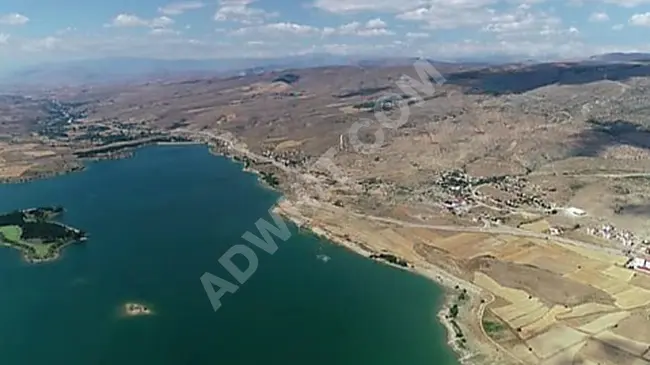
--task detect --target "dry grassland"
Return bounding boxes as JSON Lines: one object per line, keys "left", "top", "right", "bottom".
{"left": 595, "top": 331, "right": 649, "bottom": 356}
{"left": 275, "top": 197, "right": 650, "bottom": 364}
{"left": 579, "top": 338, "right": 650, "bottom": 365}
{"left": 520, "top": 306, "right": 571, "bottom": 339}
{"left": 0, "top": 164, "right": 32, "bottom": 178}
{"left": 615, "top": 312, "right": 650, "bottom": 344}
{"left": 556, "top": 303, "right": 618, "bottom": 320}
{"left": 527, "top": 325, "right": 588, "bottom": 359}
{"left": 511, "top": 343, "right": 541, "bottom": 364}
{"left": 603, "top": 265, "right": 637, "bottom": 282}
{"left": 579, "top": 311, "right": 631, "bottom": 334}
{"left": 274, "top": 139, "right": 306, "bottom": 150}
{"left": 402, "top": 223, "right": 650, "bottom": 364}
{"left": 539, "top": 341, "right": 585, "bottom": 365}
{"left": 520, "top": 220, "right": 551, "bottom": 233}
{"left": 615, "top": 288, "right": 650, "bottom": 309}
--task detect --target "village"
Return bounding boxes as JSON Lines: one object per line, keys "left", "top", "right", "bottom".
{"left": 405, "top": 168, "right": 650, "bottom": 275}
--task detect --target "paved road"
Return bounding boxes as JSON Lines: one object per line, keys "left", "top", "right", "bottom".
{"left": 529, "top": 172, "right": 650, "bottom": 179}
{"left": 344, "top": 210, "right": 626, "bottom": 257}
{"left": 177, "top": 129, "right": 307, "bottom": 176}
{"left": 181, "top": 128, "right": 627, "bottom": 258}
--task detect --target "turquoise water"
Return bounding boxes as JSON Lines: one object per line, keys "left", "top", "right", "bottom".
{"left": 0, "top": 145, "right": 459, "bottom": 365}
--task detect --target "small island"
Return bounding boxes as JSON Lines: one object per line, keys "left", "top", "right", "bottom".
{"left": 123, "top": 302, "right": 153, "bottom": 317}
{"left": 0, "top": 206, "right": 87, "bottom": 263}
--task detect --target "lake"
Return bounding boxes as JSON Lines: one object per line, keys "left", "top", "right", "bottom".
{"left": 0, "top": 145, "right": 459, "bottom": 365}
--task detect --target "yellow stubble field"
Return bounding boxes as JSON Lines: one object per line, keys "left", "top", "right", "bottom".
{"left": 407, "top": 228, "right": 650, "bottom": 364}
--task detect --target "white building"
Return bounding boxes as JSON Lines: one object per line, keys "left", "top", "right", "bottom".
{"left": 565, "top": 207, "right": 587, "bottom": 217}
{"left": 626, "top": 257, "right": 650, "bottom": 273}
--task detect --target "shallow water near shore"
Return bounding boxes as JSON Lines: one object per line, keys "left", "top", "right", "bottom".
{"left": 0, "top": 145, "right": 459, "bottom": 365}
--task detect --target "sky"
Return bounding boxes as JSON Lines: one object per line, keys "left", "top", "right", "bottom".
{"left": 1, "top": 0, "right": 650, "bottom": 69}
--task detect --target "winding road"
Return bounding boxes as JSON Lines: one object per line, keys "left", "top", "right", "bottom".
{"left": 179, "top": 128, "right": 627, "bottom": 259}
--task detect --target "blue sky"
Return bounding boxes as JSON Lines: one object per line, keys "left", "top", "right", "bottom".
{"left": 1, "top": 0, "right": 650, "bottom": 69}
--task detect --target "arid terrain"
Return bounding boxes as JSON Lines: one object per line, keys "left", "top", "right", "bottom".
{"left": 3, "top": 58, "right": 650, "bottom": 364}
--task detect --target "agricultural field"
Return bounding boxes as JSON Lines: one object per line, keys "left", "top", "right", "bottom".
{"left": 411, "top": 228, "right": 650, "bottom": 365}
{"left": 0, "top": 225, "right": 22, "bottom": 242}
{"left": 274, "top": 199, "right": 650, "bottom": 364}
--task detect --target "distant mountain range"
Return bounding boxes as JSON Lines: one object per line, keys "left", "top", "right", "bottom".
{"left": 0, "top": 54, "right": 360, "bottom": 88}
{"left": 588, "top": 52, "right": 650, "bottom": 63}
{"left": 1, "top": 52, "right": 649, "bottom": 89}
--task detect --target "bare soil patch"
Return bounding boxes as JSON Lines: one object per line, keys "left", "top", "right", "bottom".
{"left": 466, "top": 255, "right": 615, "bottom": 307}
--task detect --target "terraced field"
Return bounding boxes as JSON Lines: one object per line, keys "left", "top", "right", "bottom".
{"left": 276, "top": 199, "right": 650, "bottom": 364}
{"left": 420, "top": 229, "right": 650, "bottom": 364}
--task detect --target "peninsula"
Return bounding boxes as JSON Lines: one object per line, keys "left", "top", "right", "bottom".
{"left": 0, "top": 206, "right": 87, "bottom": 263}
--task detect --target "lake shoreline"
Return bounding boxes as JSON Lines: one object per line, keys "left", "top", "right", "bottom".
{"left": 2, "top": 141, "right": 485, "bottom": 364}
{"left": 272, "top": 199, "right": 487, "bottom": 365}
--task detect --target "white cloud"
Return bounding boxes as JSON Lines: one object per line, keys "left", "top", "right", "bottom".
{"left": 22, "top": 36, "right": 62, "bottom": 52}
{"left": 240, "top": 23, "right": 305, "bottom": 34}
{"left": 474, "top": 5, "right": 582, "bottom": 44}
{"left": 323, "top": 18, "right": 395, "bottom": 36}
{"left": 151, "top": 16, "right": 175, "bottom": 28}
{"left": 0, "top": 13, "right": 29, "bottom": 25}
{"left": 150, "top": 28, "right": 181, "bottom": 36}
{"left": 313, "top": 0, "right": 425, "bottom": 13}
{"left": 56, "top": 27, "right": 77, "bottom": 35}
{"left": 158, "top": 1, "right": 205, "bottom": 15}
{"left": 39, "top": 37, "right": 61, "bottom": 50}
{"left": 231, "top": 22, "right": 320, "bottom": 36}
{"left": 396, "top": 0, "right": 499, "bottom": 29}
{"left": 405, "top": 32, "right": 430, "bottom": 38}
{"left": 215, "top": 0, "right": 278, "bottom": 24}
{"left": 8, "top": 0, "right": 650, "bottom": 68}
{"left": 589, "top": 12, "right": 609, "bottom": 22}
{"left": 604, "top": 0, "right": 650, "bottom": 7}
{"left": 5, "top": 29, "right": 650, "bottom": 66}
{"left": 108, "top": 14, "right": 150, "bottom": 27}
{"left": 107, "top": 14, "right": 176, "bottom": 33}
{"left": 629, "top": 12, "right": 650, "bottom": 26}
{"left": 330, "top": 21, "right": 361, "bottom": 34}
{"left": 365, "top": 18, "right": 387, "bottom": 29}
{"left": 356, "top": 27, "right": 394, "bottom": 36}
{"left": 265, "top": 22, "right": 320, "bottom": 34}
{"left": 233, "top": 18, "right": 395, "bottom": 38}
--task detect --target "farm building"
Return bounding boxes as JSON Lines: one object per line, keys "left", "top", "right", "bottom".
{"left": 626, "top": 257, "right": 650, "bottom": 273}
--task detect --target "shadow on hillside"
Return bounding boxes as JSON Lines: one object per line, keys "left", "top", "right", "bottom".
{"left": 445, "top": 63, "right": 650, "bottom": 95}
{"left": 570, "top": 119, "right": 650, "bottom": 157}
{"left": 619, "top": 204, "right": 650, "bottom": 216}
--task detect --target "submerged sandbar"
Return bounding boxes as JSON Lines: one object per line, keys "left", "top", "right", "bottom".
{"left": 123, "top": 302, "right": 153, "bottom": 317}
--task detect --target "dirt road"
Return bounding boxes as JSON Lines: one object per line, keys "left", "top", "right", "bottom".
{"left": 182, "top": 128, "right": 627, "bottom": 259}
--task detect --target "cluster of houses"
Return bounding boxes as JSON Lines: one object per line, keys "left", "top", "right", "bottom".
{"left": 261, "top": 149, "right": 310, "bottom": 168}
{"left": 437, "top": 170, "right": 475, "bottom": 195}
{"left": 443, "top": 199, "right": 472, "bottom": 216}
{"left": 586, "top": 224, "right": 639, "bottom": 247}
{"left": 588, "top": 224, "right": 650, "bottom": 274}
{"left": 435, "top": 170, "right": 553, "bottom": 213}
{"left": 488, "top": 177, "right": 552, "bottom": 211}
{"left": 626, "top": 257, "right": 650, "bottom": 273}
